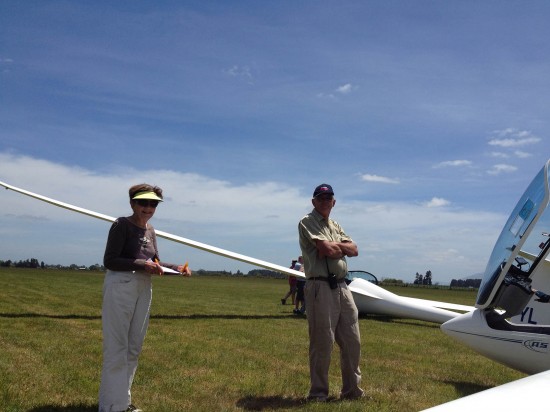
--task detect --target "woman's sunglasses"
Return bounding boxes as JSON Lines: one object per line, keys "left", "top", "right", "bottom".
{"left": 134, "top": 199, "right": 159, "bottom": 208}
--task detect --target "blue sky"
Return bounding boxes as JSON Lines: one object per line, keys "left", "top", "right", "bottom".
{"left": 1, "top": 1, "right": 548, "bottom": 284}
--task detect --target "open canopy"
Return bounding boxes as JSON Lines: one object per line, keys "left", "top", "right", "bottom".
{"left": 477, "top": 159, "right": 550, "bottom": 308}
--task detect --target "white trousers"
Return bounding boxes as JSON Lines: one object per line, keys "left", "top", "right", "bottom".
{"left": 98, "top": 270, "right": 152, "bottom": 412}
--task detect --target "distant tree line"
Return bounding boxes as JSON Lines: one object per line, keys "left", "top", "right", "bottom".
{"left": 1, "top": 258, "right": 483, "bottom": 288}
{"left": 195, "top": 268, "right": 283, "bottom": 278}
{"left": 1, "top": 258, "right": 43, "bottom": 268}
{"left": 1, "top": 258, "right": 282, "bottom": 278}
{"left": 449, "top": 278, "right": 482, "bottom": 288}
{"left": 410, "top": 270, "right": 482, "bottom": 289}
{"left": 380, "top": 278, "right": 405, "bottom": 286}
{"left": 0, "top": 258, "right": 45, "bottom": 269}
{"left": 0, "top": 258, "right": 103, "bottom": 271}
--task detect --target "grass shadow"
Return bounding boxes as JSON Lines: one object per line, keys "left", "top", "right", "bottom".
{"left": 0, "top": 312, "right": 298, "bottom": 321}
{"left": 0, "top": 312, "right": 100, "bottom": 320}
{"left": 27, "top": 404, "right": 97, "bottom": 412}
{"left": 236, "top": 395, "right": 306, "bottom": 410}
{"left": 236, "top": 395, "right": 349, "bottom": 410}
{"left": 359, "top": 314, "right": 442, "bottom": 329}
{"left": 153, "top": 314, "right": 294, "bottom": 320}
{"left": 442, "top": 379, "right": 492, "bottom": 397}
{"left": 2, "top": 312, "right": 444, "bottom": 325}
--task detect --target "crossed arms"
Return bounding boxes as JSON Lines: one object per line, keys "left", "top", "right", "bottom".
{"left": 315, "top": 239, "right": 358, "bottom": 260}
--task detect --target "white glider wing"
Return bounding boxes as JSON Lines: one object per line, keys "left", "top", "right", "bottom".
{"left": 400, "top": 297, "right": 475, "bottom": 313}
{"left": 422, "top": 370, "right": 550, "bottom": 411}
{"left": 0, "top": 180, "right": 304, "bottom": 279}
{"left": 349, "top": 278, "right": 474, "bottom": 324}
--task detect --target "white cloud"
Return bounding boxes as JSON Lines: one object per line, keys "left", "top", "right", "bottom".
{"left": 318, "top": 83, "right": 357, "bottom": 99}
{"left": 489, "top": 137, "right": 540, "bottom": 147}
{"left": 360, "top": 174, "right": 400, "bottom": 184}
{"left": 336, "top": 83, "right": 355, "bottom": 94}
{"left": 222, "top": 65, "right": 254, "bottom": 84}
{"left": 490, "top": 152, "right": 509, "bottom": 158}
{"left": 434, "top": 160, "right": 472, "bottom": 168}
{"left": 316, "top": 92, "right": 336, "bottom": 99}
{"left": 487, "top": 164, "right": 518, "bottom": 175}
{"left": 424, "top": 197, "right": 451, "bottom": 208}
{"left": 488, "top": 128, "right": 541, "bottom": 148}
{"left": 0, "top": 57, "right": 13, "bottom": 73}
{"left": 514, "top": 150, "right": 532, "bottom": 159}
{"left": 342, "top": 199, "right": 504, "bottom": 282}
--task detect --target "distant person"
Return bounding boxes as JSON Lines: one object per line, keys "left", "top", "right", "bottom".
{"left": 281, "top": 259, "right": 298, "bottom": 305}
{"left": 99, "top": 183, "right": 191, "bottom": 412}
{"left": 298, "top": 183, "right": 364, "bottom": 401}
{"left": 293, "top": 256, "right": 306, "bottom": 315}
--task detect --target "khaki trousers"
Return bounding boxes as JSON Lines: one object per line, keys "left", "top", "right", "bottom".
{"left": 305, "top": 279, "right": 363, "bottom": 399}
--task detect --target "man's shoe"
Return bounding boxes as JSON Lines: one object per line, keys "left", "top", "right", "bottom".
{"left": 340, "top": 389, "right": 365, "bottom": 400}
{"left": 281, "top": 299, "right": 286, "bottom": 305}
{"left": 126, "top": 404, "right": 142, "bottom": 412}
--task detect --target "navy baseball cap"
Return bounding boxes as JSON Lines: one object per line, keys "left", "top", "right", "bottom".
{"left": 313, "top": 184, "right": 334, "bottom": 198}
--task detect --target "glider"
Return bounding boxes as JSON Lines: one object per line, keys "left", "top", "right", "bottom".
{"left": 0, "top": 179, "right": 472, "bottom": 324}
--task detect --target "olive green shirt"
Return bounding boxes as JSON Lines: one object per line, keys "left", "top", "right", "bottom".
{"left": 298, "top": 208, "right": 352, "bottom": 279}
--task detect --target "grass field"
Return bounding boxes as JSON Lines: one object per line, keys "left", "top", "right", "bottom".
{"left": 0, "top": 269, "right": 525, "bottom": 411}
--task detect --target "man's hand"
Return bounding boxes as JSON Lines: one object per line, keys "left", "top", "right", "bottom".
{"left": 316, "top": 240, "right": 358, "bottom": 259}
{"left": 339, "top": 241, "right": 358, "bottom": 257}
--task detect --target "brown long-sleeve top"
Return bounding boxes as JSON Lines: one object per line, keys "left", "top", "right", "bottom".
{"left": 103, "top": 217, "right": 178, "bottom": 272}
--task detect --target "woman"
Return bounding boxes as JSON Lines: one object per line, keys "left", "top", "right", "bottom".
{"left": 98, "top": 183, "right": 191, "bottom": 412}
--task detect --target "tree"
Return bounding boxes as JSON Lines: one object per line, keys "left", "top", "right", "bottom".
{"left": 424, "top": 270, "right": 432, "bottom": 286}
{"left": 450, "top": 278, "right": 481, "bottom": 288}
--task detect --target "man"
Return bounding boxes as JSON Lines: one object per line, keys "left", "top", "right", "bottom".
{"left": 293, "top": 256, "right": 306, "bottom": 315}
{"left": 298, "top": 183, "right": 364, "bottom": 401}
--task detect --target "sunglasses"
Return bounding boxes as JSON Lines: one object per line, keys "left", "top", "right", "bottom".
{"left": 134, "top": 199, "right": 159, "bottom": 208}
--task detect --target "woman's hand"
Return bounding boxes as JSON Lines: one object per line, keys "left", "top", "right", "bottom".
{"left": 144, "top": 260, "right": 163, "bottom": 276}
{"left": 178, "top": 263, "right": 192, "bottom": 277}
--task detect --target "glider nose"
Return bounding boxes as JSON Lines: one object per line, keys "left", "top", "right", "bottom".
{"left": 440, "top": 309, "right": 479, "bottom": 342}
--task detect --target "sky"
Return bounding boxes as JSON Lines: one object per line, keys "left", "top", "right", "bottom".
{"left": 1, "top": 1, "right": 549, "bottom": 284}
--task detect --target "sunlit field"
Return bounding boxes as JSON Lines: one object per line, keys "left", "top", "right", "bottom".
{"left": 0, "top": 269, "right": 525, "bottom": 411}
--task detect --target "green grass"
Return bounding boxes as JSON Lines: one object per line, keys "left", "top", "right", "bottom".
{"left": 0, "top": 269, "right": 525, "bottom": 411}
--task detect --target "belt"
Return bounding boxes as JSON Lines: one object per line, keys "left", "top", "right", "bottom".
{"left": 308, "top": 276, "right": 346, "bottom": 283}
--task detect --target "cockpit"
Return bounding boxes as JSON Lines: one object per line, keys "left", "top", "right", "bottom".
{"left": 475, "top": 160, "right": 550, "bottom": 332}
